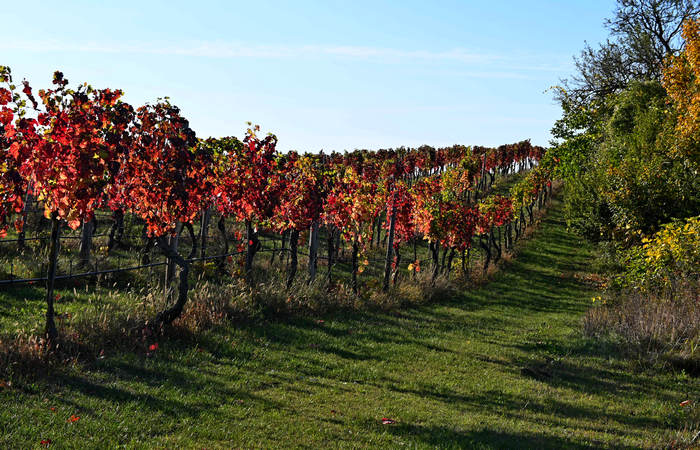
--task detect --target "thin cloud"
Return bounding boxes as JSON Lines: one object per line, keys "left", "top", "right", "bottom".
{"left": 1, "top": 39, "right": 563, "bottom": 72}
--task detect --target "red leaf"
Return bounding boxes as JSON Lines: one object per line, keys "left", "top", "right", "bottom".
{"left": 381, "top": 417, "right": 396, "bottom": 425}
{"left": 680, "top": 400, "right": 691, "bottom": 407}
{"left": 67, "top": 414, "right": 80, "bottom": 423}
{"left": 148, "top": 343, "right": 159, "bottom": 352}
{"left": 40, "top": 439, "right": 52, "bottom": 447}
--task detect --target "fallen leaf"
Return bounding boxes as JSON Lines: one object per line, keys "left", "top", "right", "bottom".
{"left": 680, "top": 400, "right": 691, "bottom": 407}
{"left": 40, "top": 439, "right": 52, "bottom": 447}
{"left": 67, "top": 414, "right": 80, "bottom": 423}
{"left": 381, "top": 417, "right": 396, "bottom": 425}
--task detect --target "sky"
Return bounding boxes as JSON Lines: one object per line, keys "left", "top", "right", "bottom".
{"left": 0, "top": 0, "right": 615, "bottom": 152}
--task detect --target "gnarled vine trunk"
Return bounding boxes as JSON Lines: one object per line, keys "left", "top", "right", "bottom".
{"left": 199, "top": 208, "right": 211, "bottom": 259}
{"left": 308, "top": 221, "right": 319, "bottom": 283}
{"left": 245, "top": 220, "right": 259, "bottom": 281}
{"left": 107, "top": 209, "right": 124, "bottom": 253}
{"left": 351, "top": 238, "right": 359, "bottom": 294}
{"left": 79, "top": 218, "right": 94, "bottom": 267}
{"left": 480, "top": 234, "right": 491, "bottom": 275}
{"left": 383, "top": 203, "right": 396, "bottom": 292}
{"left": 152, "top": 235, "right": 190, "bottom": 329}
{"left": 44, "top": 212, "right": 60, "bottom": 346}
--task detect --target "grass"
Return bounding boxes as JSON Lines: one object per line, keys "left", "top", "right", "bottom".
{"left": 1, "top": 198, "right": 698, "bottom": 449}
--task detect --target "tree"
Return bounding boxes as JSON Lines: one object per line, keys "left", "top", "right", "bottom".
{"left": 270, "top": 152, "right": 325, "bottom": 287}
{"left": 124, "top": 99, "right": 214, "bottom": 329}
{"left": 10, "top": 71, "right": 133, "bottom": 344}
{"left": 213, "top": 125, "right": 279, "bottom": 281}
{"left": 0, "top": 67, "right": 30, "bottom": 239}
{"left": 557, "top": 0, "right": 698, "bottom": 108}
{"left": 663, "top": 17, "right": 700, "bottom": 158}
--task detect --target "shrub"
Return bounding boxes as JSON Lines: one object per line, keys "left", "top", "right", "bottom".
{"left": 618, "top": 215, "right": 700, "bottom": 292}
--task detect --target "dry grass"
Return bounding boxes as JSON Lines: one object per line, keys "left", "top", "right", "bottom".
{"left": 583, "top": 281, "right": 700, "bottom": 372}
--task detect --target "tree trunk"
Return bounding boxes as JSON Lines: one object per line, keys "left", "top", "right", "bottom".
{"left": 152, "top": 235, "right": 190, "bottom": 329}
{"left": 480, "top": 234, "right": 491, "bottom": 275}
{"left": 491, "top": 229, "right": 501, "bottom": 263}
{"left": 308, "top": 221, "right": 319, "bottom": 283}
{"left": 280, "top": 229, "right": 288, "bottom": 267}
{"left": 286, "top": 229, "right": 299, "bottom": 288}
{"left": 269, "top": 239, "right": 277, "bottom": 266}
{"left": 164, "top": 223, "right": 182, "bottom": 302}
{"left": 245, "top": 220, "right": 259, "bottom": 281}
{"left": 392, "top": 245, "right": 401, "bottom": 286}
{"left": 107, "top": 209, "right": 124, "bottom": 253}
{"left": 184, "top": 222, "right": 197, "bottom": 259}
{"left": 199, "top": 208, "right": 211, "bottom": 259}
{"left": 326, "top": 226, "right": 335, "bottom": 285}
{"left": 413, "top": 238, "right": 418, "bottom": 280}
{"left": 446, "top": 248, "right": 456, "bottom": 277}
{"left": 140, "top": 227, "right": 155, "bottom": 265}
{"left": 351, "top": 238, "right": 359, "bottom": 294}
{"left": 79, "top": 218, "right": 94, "bottom": 267}
{"left": 44, "top": 213, "right": 60, "bottom": 346}
{"left": 17, "top": 193, "right": 31, "bottom": 250}
{"left": 383, "top": 203, "right": 396, "bottom": 292}
{"left": 374, "top": 216, "right": 381, "bottom": 248}
{"left": 215, "top": 216, "right": 228, "bottom": 272}
{"left": 335, "top": 231, "right": 341, "bottom": 261}
{"left": 440, "top": 245, "right": 449, "bottom": 274}
{"left": 430, "top": 241, "right": 440, "bottom": 284}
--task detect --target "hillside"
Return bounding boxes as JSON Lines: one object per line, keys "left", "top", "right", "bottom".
{"left": 2, "top": 198, "right": 697, "bottom": 449}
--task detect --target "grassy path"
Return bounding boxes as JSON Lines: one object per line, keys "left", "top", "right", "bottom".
{"left": 1, "top": 199, "right": 697, "bottom": 449}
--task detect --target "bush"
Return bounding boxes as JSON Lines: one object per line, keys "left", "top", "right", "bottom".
{"left": 617, "top": 215, "right": 700, "bottom": 292}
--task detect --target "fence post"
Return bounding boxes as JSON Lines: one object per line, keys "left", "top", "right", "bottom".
{"left": 163, "top": 222, "right": 182, "bottom": 302}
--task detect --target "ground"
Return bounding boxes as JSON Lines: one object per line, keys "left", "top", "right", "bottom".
{"left": 0, "top": 199, "right": 697, "bottom": 449}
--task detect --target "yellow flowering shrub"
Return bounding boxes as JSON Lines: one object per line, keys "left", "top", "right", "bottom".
{"left": 620, "top": 215, "right": 700, "bottom": 291}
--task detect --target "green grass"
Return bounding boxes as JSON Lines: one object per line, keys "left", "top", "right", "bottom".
{"left": 1, "top": 199, "right": 698, "bottom": 449}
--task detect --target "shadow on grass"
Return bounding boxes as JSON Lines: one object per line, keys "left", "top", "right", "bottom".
{"left": 4, "top": 197, "right": 687, "bottom": 447}
{"left": 374, "top": 421, "right": 597, "bottom": 449}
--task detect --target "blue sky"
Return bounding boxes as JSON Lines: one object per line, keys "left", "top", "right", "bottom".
{"left": 0, "top": 0, "right": 614, "bottom": 151}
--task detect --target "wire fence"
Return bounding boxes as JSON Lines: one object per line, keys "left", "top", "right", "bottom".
{"left": 0, "top": 169, "right": 533, "bottom": 289}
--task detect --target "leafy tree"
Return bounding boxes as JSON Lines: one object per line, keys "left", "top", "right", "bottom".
{"left": 0, "top": 67, "right": 30, "bottom": 239}
{"left": 558, "top": 0, "right": 698, "bottom": 108}
{"left": 663, "top": 17, "right": 700, "bottom": 159}
{"left": 9, "top": 71, "right": 133, "bottom": 343}
{"left": 551, "top": 1, "right": 699, "bottom": 243}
